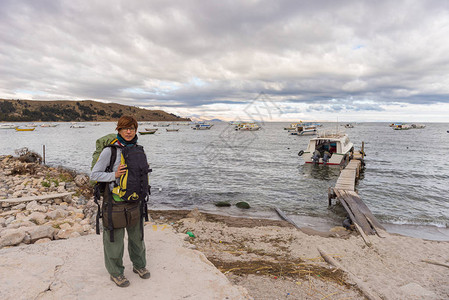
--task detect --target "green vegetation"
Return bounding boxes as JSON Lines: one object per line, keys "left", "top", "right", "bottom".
{"left": 0, "top": 99, "right": 191, "bottom": 122}
{"left": 41, "top": 181, "right": 51, "bottom": 188}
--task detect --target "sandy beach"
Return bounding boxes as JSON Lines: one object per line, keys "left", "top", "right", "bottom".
{"left": 1, "top": 154, "right": 449, "bottom": 299}
{"left": 151, "top": 209, "right": 449, "bottom": 300}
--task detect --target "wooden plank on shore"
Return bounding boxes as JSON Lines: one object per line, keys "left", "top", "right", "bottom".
{"left": 318, "top": 248, "right": 381, "bottom": 300}
{"left": 274, "top": 207, "right": 301, "bottom": 229}
{"left": 346, "top": 191, "right": 386, "bottom": 231}
{"left": 335, "top": 189, "right": 375, "bottom": 235}
{"left": 0, "top": 192, "right": 75, "bottom": 204}
{"left": 341, "top": 191, "right": 375, "bottom": 234}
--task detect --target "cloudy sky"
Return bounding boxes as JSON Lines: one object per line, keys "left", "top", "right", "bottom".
{"left": 1, "top": 0, "right": 449, "bottom": 122}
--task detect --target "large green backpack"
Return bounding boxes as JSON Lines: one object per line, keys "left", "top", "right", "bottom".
{"left": 91, "top": 133, "right": 151, "bottom": 242}
{"left": 91, "top": 133, "right": 117, "bottom": 170}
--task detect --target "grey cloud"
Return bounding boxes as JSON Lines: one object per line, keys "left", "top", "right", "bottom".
{"left": 1, "top": 0, "right": 449, "bottom": 115}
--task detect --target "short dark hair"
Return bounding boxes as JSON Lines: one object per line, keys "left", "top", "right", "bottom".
{"left": 116, "top": 116, "right": 138, "bottom": 131}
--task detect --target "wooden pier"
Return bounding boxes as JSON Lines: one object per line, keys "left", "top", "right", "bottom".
{"left": 329, "top": 150, "right": 385, "bottom": 240}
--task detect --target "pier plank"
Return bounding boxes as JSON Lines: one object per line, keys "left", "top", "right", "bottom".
{"left": 335, "top": 189, "right": 375, "bottom": 235}
{"left": 347, "top": 191, "right": 386, "bottom": 231}
{"left": 0, "top": 192, "right": 75, "bottom": 204}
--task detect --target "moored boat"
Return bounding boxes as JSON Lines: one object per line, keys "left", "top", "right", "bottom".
{"left": 289, "top": 124, "right": 317, "bottom": 136}
{"left": 0, "top": 123, "right": 17, "bottom": 129}
{"left": 235, "top": 122, "right": 260, "bottom": 131}
{"left": 16, "top": 127, "right": 35, "bottom": 132}
{"left": 144, "top": 128, "right": 158, "bottom": 133}
{"left": 393, "top": 124, "right": 412, "bottom": 130}
{"left": 192, "top": 122, "right": 213, "bottom": 130}
{"left": 70, "top": 123, "right": 86, "bottom": 128}
{"left": 298, "top": 130, "right": 354, "bottom": 166}
{"left": 166, "top": 128, "right": 180, "bottom": 132}
{"left": 139, "top": 130, "right": 157, "bottom": 135}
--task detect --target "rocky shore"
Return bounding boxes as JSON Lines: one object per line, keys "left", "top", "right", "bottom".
{"left": 0, "top": 151, "right": 97, "bottom": 248}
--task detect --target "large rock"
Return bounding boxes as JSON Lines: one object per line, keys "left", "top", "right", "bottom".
{"left": 26, "top": 201, "right": 47, "bottom": 213}
{"left": 0, "top": 251, "right": 64, "bottom": 300}
{"left": 56, "top": 229, "right": 73, "bottom": 239}
{"left": 26, "top": 225, "right": 55, "bottom": 243}
{"left": 0, "top": 228, "right": 26, "bottom": 248}
{"left": 74, "top": 174, "right": 89, "bottom": 187}
{"left": 7, "top": 220, "right": 35, "bottom": 229}
{"left": 46, "top": 208, "right": 68, "bottom": 220}
{"left": 28, "top": 212, "right": 47, "bottom": 225}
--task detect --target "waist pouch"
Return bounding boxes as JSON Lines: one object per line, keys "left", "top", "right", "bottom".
{"left": 102, "top": 202, "right": 141, "bottom": 229}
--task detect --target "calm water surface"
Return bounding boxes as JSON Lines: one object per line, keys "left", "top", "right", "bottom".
{"left": 1, "top": 122, "right": 448, "bottom": 240}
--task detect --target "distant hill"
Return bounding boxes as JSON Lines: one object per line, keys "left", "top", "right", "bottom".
{"left": 0, "top": 99, "right": 190, "bottom": 122}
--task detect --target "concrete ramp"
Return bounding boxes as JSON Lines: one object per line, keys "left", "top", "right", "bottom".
{"left": 0, "top": 223, "right": 250, "bottom": 300}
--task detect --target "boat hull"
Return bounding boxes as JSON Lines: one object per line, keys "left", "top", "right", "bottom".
{"left": 16, "top": 128, "right": 35, "bottom": 131}
{"left": 302, "top": 152, "right": 346, "bottom": 165}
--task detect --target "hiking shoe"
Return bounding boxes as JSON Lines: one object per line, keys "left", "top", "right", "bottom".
{"left": 110, "top": 274, "right": 130, "bottom": 287}
{"left": 133, "top": 267, "right": 151, "bottom": 279}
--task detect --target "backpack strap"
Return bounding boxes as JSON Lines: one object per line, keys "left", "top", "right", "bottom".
{"left": 93, "top": 145, "right": 118, "bottom": 238}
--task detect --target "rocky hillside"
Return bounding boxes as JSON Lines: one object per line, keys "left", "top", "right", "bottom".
{"left": 0, "top": 99, "right": 190, "bottom": 122}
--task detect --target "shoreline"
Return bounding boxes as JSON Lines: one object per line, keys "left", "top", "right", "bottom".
{"left": 150, "top": 205, "right": 449, "bottom": 242}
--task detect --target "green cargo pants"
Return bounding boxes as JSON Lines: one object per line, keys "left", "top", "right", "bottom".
{"left": 103, "top": 221, "right": 147, "bottom": 277}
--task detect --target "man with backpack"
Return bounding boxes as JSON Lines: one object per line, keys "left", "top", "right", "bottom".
{"left": 91, "top": 116, "right": 151, "bottom": 287}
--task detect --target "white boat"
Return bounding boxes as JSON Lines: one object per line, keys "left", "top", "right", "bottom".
{"left": 393, "top": 124, "right": 412, "bottom": 130}
{"left": 289, "top": 124, "right": 317, "bottom": 136}
{"left": 192, "top": 122, "right": 213, "bottom": 130}
{"left": 411, "top": 124, "right": 426, "bottom": 129}
{"left": 0, "top": 123, "right": 17, "bottom": 129}
{"left": 285, "top": 121, "right": 322, "bottom": 131}
{"left": 26, "top": 123, "right": 38, "bottom": 127}
{"left": 70, "top": 123, "right": 86, "bottom": 128}
{"left": 40, "top": 123, "right": 58, "bottom": 127}
{"left": 144, "top": 128, "right": 158, "bottom": 133}
{"left": 235, "top": 122, "right": 260, "bottom": 131}
{"left": 284, "top": 122, "right": 303, "bottom": 130}
{"left": 298, "top": 130, "right": 354, "bottom": 166}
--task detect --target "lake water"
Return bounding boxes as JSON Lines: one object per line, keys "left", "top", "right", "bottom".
{"left": 1, "top": 122, "right": 448, "bottom": 241}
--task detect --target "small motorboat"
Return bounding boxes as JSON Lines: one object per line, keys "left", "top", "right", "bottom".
{"left": 235, "top": 122, "right": 260, "bottom": 131}
{"left": 298, "top": 130, "right": 354, "bottom": 166}
{"left": 70, "top": 123, "right": 86, "bottom": 128}
{"left": 393, "top": 124, "right": 412, "bottom": 130}
{"left": 0, "top": 123, "right": 17, "bottom": 129}
{"left": 166, "top": 128, "right": 180, "bottom": 132}
{"left": 192, "top": 122, "right": 213, "bottom": 130}
{"left": 410, "top": 124, "right": 426, "bottom": 129}
{"left": 139, "top": 130, "right": 157, "bottom": 135}
{"left": 16, "top": 127, "right": 35, "bottom": 132}
{"left": 144, "top": 128, "right": 158, "bottom": 133}
{"left": 289, "top": 124, "right": 317, "bottom": 136}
